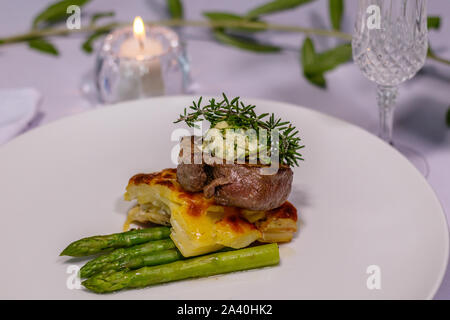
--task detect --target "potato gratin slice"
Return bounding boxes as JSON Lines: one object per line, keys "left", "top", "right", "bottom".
{"left": 124, "top": 168, "right": 298, "bottom": 257}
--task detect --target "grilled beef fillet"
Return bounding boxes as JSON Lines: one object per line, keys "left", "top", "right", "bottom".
{"left": 176, "top": 136, "right": 293, "bottom": 211}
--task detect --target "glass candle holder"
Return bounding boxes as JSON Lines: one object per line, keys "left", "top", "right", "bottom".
{"left": 96, "top": 23, "right": 190, "bottom": 103}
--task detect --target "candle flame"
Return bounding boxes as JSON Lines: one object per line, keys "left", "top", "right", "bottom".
{"left": 133, "top": 16, "right": 146, "bottom": 43}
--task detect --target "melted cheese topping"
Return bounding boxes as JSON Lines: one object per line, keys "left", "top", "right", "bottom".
{"left": 124, "top": 168, "right": 297, "bottom": 257}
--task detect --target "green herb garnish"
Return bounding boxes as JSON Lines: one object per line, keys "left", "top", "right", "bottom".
{"left": 174, "top": 94, "right": 304, "bottom": 166}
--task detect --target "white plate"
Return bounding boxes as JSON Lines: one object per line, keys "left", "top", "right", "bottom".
{"left": 0, "top": 96, "right": 448, "bottom": 299}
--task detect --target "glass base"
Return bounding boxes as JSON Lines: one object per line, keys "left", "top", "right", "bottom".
{"left": 80, "top": 68, "right": 101, "bottom": 107}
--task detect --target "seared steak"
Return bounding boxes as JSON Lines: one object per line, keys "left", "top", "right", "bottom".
{"left": 207, "top": 164, "right": 293, "bottom": 210}
{"left": 176, "top": 163, "right": 208, "bottom": 192}
{"left": 176, "top": 136, "right": 208, "bottom": 192}
{"left": 176, "top": 136, "right": 293, "bottom": 211}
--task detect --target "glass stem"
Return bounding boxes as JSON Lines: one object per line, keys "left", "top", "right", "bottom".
{"left": 376, "top": 85, "right": 398, "bottom": 145}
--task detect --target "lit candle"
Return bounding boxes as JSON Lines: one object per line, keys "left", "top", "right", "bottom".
{"left": 116, "top": 17, "right": 165, "bottom": 99}
{"left": 96, "top": 17, "right": 187, "bottom": 103}
{"left": 119, "top": 17, "right": 164, "bottom": 59}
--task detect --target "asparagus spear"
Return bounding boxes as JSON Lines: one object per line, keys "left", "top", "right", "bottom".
{"left": 87, "top": 249, "right": 183, "bottom": 277}
{"left": 80, "top": 239, "right": 176, "bottom": 278}
{"left": 60, "top": 227, "right": 171, "bottom": 257}
{"left": 83, "top": 243, "right": 280, "bottom": 293}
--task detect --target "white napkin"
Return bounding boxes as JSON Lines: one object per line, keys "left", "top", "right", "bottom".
{"left": 0, "top": 88, "right": 41, "bottom": 145}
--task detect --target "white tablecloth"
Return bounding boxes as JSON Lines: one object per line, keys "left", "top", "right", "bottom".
{"left": 1, "top": 0, "right": 449, "bottom": 299}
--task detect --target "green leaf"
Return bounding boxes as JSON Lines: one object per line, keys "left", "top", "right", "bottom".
{"left": 167, "top": 0, "right": 184, "bottom": 19}
{"left": 247, "top": 0, "right": 315, "bottom": 18}
{"left": 90, "top": 11, "right": 115, "bottom": 26}
{"left": 212, "top": 29, "right": 281, "bottom": 53}
{"left": 203, "top": 11, "right": 267, "bottom": 32}
{"left": 427, "top": 16, "right": 441, "bottom": 30}
{"left": 305, "top": 73, "right": 327, "bottom": 88}
{"left": 446, "top": 107, "right": 450, "bottom": 128}
{"left": 304, "top": 42, "right": 352, "bottom": 75}
{"left": 301, "top": 37, "right": 351, "bottom": 88}
{"left": 81, "top": 24, "right": 114, "bottom": 53}
{"left": 301, "top": 37, "right": 326, "bottom": 87}
{"left": 329, "top": 0, "right": 344, "bottom": 30}
{"left": 81, "top": 30, "right": 109, "bottom": 53}
{"left": 28, "top": 38, "right": 59, "bottom": 56}
{"left": 301, "top": 37, "right": 316, "bottom": 66}
{"left": 33, "top": 0, "right": 91, "bottom": 29}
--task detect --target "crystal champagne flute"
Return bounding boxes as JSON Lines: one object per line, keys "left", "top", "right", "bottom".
{"left": 352, "top": 0, "right": 428, "bottom": 144}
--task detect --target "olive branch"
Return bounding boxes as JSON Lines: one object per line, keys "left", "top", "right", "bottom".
{"left": 1, "top": 0, "right": 448, "bottom": 124}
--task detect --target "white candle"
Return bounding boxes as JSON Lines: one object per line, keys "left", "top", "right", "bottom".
{"left": 116, "top": 17, "right": 165, "bottom": 99}
{"left": 119, "top": 37, "right": 164, "bottom": 60}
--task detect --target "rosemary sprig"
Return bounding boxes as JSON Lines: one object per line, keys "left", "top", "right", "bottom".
{"left": 174, "top": 94, "right": 305, "bottom": 166}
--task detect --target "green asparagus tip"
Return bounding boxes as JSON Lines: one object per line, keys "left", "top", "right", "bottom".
{"left": 82, "top": 279, "right": 101, "bottom": 293}
{"left": 83, "top": 270, "right": 130, "bottom": 293}
{"left": 82, "top": 277, "right": 104, "bottom": 293}
{"left": 59, "top": 246, "right": 74, "bottom": 257}
{"left": 59, "top": 243, "right": 86, "bottom": 257}
{"left": 60, "top": 227, "right": 172, "bottom": 257}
